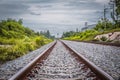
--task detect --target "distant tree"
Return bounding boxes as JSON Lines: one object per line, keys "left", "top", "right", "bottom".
{"left": 62, "top": 31, "right": 75, "bottom": 38}
{"left": 94, "top": 19, "right": 113, "bottom": 31}
{"left": 39, "top": 30, "right": 55, "bottom": 39}
{"left": 7, "top": 18, "right": 16, "bottom": 22}
{"left": 24, "top": 27, "right": 35, "bottom": 36}
{"left": 40, "top": 31, "right": 43, "bottom": 34}
{"left": 18, "top": 19, "right": 23, "bottom": 25}
{"left": 36, "top": 32, "right": 40, "bottom": 36}
{"left": 46, "top": 30, "right": 50, "bottom": 38}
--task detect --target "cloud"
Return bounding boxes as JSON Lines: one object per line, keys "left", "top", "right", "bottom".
{"left": 95, "top": 0, "right": 109, "bottom": 4}
{"left": 0, "top": 0, "right": 110, "bottom": 27}
{"left": 0, "top": 3, "right": 29, "bottom": 18}
{"left": 28, "top": 5, "right": 41, "bottom": 16}
{"left": 30, "top": 12, "right": 41, "bottom": 15}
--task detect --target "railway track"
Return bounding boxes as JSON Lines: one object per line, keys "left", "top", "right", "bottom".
{"left": 9, "top": 40, "right": 114, "bottom": 80}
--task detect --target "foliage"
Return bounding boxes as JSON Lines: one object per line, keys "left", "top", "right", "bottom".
{"left": 62, "top": 0, "right": 120, "bottom": 43}
{"left": 94, "top": 19, "right": 113, "bottom": 31}
{"left": 100, "top": 36, "right": 108, "bottom": 41}
{"left": 62, "top": 31, "right": 75, "bottom": 38}
{"left": 0, "top": 18, "right": 52, "bottom": 61}
{"left": 0, "top": 19, "right": 25, "bottom": 38}
{"left": 62, "top": 20, "right": 120, "bottom": 42}
{"left": 40, "top": 30, "right": 55, "bottom": 39}
{"left": 63, "top": 29, "right": 99, "bottom": 41}
{"left": 24, "top": 27, "right": 35, "bottom": 37}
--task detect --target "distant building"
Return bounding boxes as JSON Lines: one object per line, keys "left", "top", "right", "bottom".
{"left": 81, "top": 24, "right": 96, "bottom": 31}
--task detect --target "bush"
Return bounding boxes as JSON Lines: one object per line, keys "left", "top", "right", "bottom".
{"left": 25, "top": 43, "right": 35, "bottom": 51}
{"left": 35, "top": 37, "right": 45, "bottom": 47}
{"left": 63, "top": 29, "right": 99, "bottom": 41}
{"left": 0, "top": 19, "right": 52, "bottom": 62}
{"left": 100, "top": 36, "right": 107, "bottom": 41}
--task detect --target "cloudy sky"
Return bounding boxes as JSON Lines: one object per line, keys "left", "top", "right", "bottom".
{"left": 0, "top": 0, "right": 110, "bottom": 37}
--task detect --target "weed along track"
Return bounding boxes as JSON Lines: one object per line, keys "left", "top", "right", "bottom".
{"left": 9, "top": 40, "right": 114, "bottom": 80}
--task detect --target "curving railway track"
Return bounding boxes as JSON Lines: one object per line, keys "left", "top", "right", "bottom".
{"left": 9, "top": 40, "right": 114, "bottom": 80}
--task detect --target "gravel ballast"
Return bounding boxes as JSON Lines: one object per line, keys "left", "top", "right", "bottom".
{"left": 26, "top": 41, "right": 98, "bottom": 80}
{"left": 0, "top": 41, "right": 55, "bottom": 80}
{"left": 62, "top": 40, "right": 120, "bottom": 80}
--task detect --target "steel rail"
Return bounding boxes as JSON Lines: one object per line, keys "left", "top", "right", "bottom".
{"left": 9, "top": 41, "right": 57, "bottom": 80}
{"left": 61, "top": 40, "right": 114, "bottom": 80}
{"left": 69, "top": 40, "right": 120, "bottom": 47}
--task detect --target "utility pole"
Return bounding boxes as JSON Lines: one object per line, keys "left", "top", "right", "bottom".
{"left": 103, "top": 5, "right": 108, "bottom": 29}
{"left": 76, "top": 28, "right": 78, "bottom": 32}
{"left": 109, "top": 0, "right": 117, "bottom": 21}
{"left": 85, "top": 22, "right": 88, "bottom": 27}
{"left": 57, "top": 33, "right": 59, "bottom": 39}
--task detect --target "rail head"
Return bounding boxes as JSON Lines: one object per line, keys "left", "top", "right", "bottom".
{"left": 9, "top": 41, "right": 57, "bottom": 80}
{"left": 67, "top": 40, "right": 120, "bottom": 47}
{"left": 60, "top": 40, "right": 114, "bottom": 80}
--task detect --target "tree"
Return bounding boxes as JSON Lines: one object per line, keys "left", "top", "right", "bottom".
{"left": 39, "top": 30, "right": 54, "bottom": 39}
{"left": 94, "top": 19, "right": 113, "bottom": 31}
{"left": 18, "top": 19, "right": 23, "bottom": 25}
{"left": 7, "top": 18, "right": 16, "bottom": 22}
{"left": 46, "top": 30, "right": 50, "bottom": 38}
{"left": 24, "top": 27, "right": 34, "bottom": 36}
{"left": 62, "top": 31, "right": 75, "bottom": 38}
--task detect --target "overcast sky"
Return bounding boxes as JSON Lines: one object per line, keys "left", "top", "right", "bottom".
{"left": 0, "top": 0, "right": 110, "bottom": 37}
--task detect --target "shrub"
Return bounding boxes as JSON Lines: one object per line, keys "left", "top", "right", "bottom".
{"left": 0, "top": 19, "right": 52, "bottom": 62}
{"left": 100, "top": 36, "right": 108, "bottom": 41}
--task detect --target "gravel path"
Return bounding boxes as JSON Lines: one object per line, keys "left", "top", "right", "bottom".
{"left": 26, "top": 41, "right": 98, "bottom": 80}
{"left": 0, "top": 41, "right": 55, "bottom": 80}
{"left": 62, "top": 40, "right": 120, "bottom": 80}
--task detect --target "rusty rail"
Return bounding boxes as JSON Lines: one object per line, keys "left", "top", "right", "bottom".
{"left": 61, "top": 40, "right": 114, "bottom": 80}
{"left": 9, "top": 40, "right": 114, "bottom": 80}
{"left": 69, "top": 40, "right": 120, "bottom": 47}
{"left": 9, "top": 41, "right": 57, "bottom": 80}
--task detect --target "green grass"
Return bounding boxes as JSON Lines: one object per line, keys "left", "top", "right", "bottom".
{"left": 63, "top": 29, "right": 99, "bottom": 41}
{"left": 63, "top": 28, "right": 120, "bottom": 41}
{"left": 0, "top": 36, "right": 52, "bottom": 61}
{"left": 0, "top": 19, "right": 53, "bottom": 62}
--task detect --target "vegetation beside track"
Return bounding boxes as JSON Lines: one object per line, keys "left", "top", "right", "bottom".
{"left": 0, "top": 19, "right": 52, "bottom": 61}
{"left": 62, "top": 0, "right": 120, "bottom": 43}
